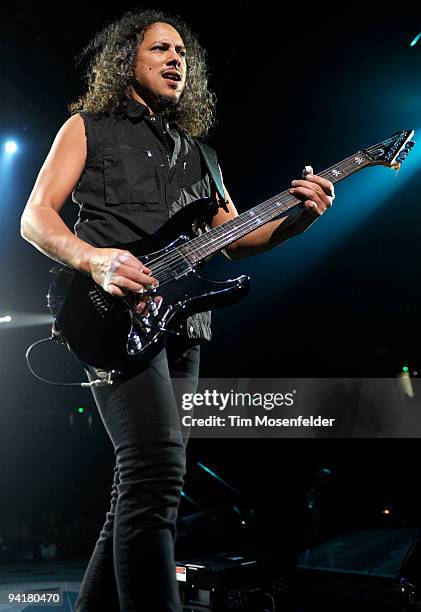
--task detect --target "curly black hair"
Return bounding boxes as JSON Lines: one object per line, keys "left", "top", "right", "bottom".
{"left": 69, "top": 8, "right": 216, "bottom": 138}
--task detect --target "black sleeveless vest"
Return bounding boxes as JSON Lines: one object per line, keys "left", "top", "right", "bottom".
{"left": 72, "top": 98, "right": 215, "bottom": 341}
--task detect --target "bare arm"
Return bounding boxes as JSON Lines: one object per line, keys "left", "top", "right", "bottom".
{"left": 211, "top": 169, "right": 334, "bottom": 260}
{"left": 21, "top": 114, "right": 158, "bottom": 299}
{"left": 21, "top": 114, "right": 95, "bottom": 271}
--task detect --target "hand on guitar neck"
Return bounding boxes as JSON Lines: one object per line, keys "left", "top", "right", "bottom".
{"left": 285, "top": 165, "right": 335, "bottom": 235}
{"left": 290, "top": 165, "right": 335, "bottom": 216}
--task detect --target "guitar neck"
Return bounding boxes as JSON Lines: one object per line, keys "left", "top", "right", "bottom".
{"left": 180, "top": 152, "right": 371, "bottom": 264}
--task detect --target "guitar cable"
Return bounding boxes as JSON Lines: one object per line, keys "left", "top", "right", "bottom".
{"left": 25, "top": 335, "right": 113, "bottom": 388}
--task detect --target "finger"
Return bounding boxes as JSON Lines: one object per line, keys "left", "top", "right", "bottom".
{"left": 103, "top": 255, "right": 148, "bottom": 288}
{"left": 291, "top": 181, "right": 325, "bottom": 201}
{"left": 291, "top": 179, "right": 334, "bottom": 200}
{"left": 302, "top": 165, "right": 313, "bottom": 179}
{"left": 301, "top": 175, "right": 335, "bottom": 199}
{"left": 104, "top": 274, "right": 150, "bottom": 295}
{"left": 115, "top": 251, "right": 150, "bottom": 273}
{"left": 134, "top": 295, "right": 148, "bottom": 315}
{"left": 303, "top": 201, "right": 323, "bottom": 216}
{"left": 104, "top": 252, "right": 157, "bottom": 288}
{"left": 105, "top": 283, "right": 126, "bottom": 298}
{"left": 290, "top": 181, "right": 333, "bottom": 208}
{"left": 114, "top": 265, "right": 159, "bottom": 288}
{"left": 290, "top": 186, "right": 330, "bottom": 210}
{"left": 134, "top": 295, "right": 163, "bottom": 315}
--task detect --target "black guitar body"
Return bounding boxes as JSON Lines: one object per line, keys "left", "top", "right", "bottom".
{"left": 47, "top": 199, "right": 250, "bottom": 370}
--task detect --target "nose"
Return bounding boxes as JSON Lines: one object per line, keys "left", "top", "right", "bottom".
{"left": 166, "top": 47, "right": 183, "bottom": 69}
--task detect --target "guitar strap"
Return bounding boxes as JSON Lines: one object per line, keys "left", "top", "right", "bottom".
{"left": 195, "top": 140, "right": 229, "bottom": 213}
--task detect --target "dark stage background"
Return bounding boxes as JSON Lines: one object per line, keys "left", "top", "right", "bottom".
{"left": 1, "top": 1, "right": 421, "bottom": 566}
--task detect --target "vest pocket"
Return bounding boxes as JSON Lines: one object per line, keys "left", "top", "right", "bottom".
{"left": 103, "top": 145, "right": 159, "bottom": 206}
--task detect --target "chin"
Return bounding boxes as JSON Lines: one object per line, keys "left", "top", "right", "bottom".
{"left": 157, "top": 94, "right": 180, "bottom": 110}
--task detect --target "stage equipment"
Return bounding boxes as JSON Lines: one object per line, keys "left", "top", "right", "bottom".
{"left": 177, "top": 551, "right": 284, "bottom": 611}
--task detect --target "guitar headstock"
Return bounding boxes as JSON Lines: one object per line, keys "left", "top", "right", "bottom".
{"left": 363, "top": 130, "right": 415, "bottom": 169}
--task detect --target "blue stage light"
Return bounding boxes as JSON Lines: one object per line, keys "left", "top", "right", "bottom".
{"left": 410, "top": 32, "right": 421, "bottom": 47}
{"left": 4, "top": 141, "right": 18, "bottom": 154}
{"left": 197, "top": 462, "right": 241, "bottom": 495}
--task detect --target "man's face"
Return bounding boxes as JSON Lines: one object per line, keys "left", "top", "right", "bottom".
{"left": 132, "top": 22, "right": 187, "bottom": 109}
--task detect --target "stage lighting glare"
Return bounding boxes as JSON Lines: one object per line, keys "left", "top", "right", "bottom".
{"left": 410, "top": 32, "right": 421, "bottom": 47}
{"left": 321, "top": 467, "right": 332, "bottom": 475}
{"left": 78, "top": 407, "right": 85, "bottom": 414}
{"left": 0, "top": 315, "right": 12, "bottom": 323}
{"left": 382, "top": 508, "right": 391, "bottom": 515}
{"left": 403, "top": 366, "right": 409, "bottom": 373}
{"left": 4, "top": 141, "right": 17, "bottom": 154}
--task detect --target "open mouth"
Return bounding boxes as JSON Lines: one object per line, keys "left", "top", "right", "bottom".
{"left": 161, "top": 71, "right": 182, "bottom": 82}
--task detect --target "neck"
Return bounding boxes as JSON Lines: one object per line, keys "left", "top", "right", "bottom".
{"left": 130, "top": 87, "right": 155, "bottom": 115}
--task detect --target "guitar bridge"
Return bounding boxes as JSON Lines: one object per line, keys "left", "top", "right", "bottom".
{"left": 89, "top": 288, "right": 112, "bottom": 319}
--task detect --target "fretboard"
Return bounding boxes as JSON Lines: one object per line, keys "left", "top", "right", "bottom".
{"left": 180, "top": 152, "right": 371, "bottom": 265}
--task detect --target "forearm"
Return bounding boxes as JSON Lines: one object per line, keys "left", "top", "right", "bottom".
{"left": 21, "top": 205, "right": 96, "bottom": 274}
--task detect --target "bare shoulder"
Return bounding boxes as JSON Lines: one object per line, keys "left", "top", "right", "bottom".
{"left": 51, "top": 113, "right": 86, "bottom": 152}
{"left": 25, "top": 114, "right": 88, "bottom": 212}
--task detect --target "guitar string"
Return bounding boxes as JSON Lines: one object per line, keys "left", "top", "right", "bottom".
{"left": 148, "top": 155, "right": 361, "bottom": 274}
{"left": 144, "top": 155, "right": 367, "bottom": 284}
{"left": 141, "top": 137, "right": 408, "bottom": 283}
{"left": 146, "top": 158, "right": 367, "bottom": 286}
{"left": 181, "top": 158, "right": 369, "bottom": 262}
{"left": 148, "top": 154, "right": 378, "bottom": 284}
{"left": 144, "top": 136, "right": 406, "bottom": 276}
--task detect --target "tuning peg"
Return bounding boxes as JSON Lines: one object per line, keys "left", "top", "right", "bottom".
{"left": 407, "top": 140, "right": 415, "bottom": 148}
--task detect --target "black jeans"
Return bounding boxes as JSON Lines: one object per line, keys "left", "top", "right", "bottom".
{"left": 74, "top": 339, "right": 200, "bottom": 612}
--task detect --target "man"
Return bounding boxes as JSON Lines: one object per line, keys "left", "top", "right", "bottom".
{"left": 21, "top": 8, "right": 334, "bottom": 611}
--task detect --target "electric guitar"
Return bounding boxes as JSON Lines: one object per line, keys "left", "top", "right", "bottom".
{"left": 48, "top": 130, "right": 415, "bottom": 370}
